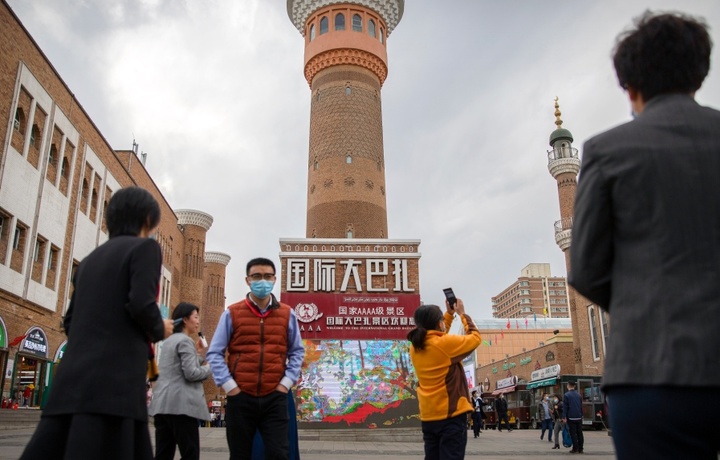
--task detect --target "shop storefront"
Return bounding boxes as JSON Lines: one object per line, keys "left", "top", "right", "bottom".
{"left": 12, "top": 327, "right": 50, "bottom": 409}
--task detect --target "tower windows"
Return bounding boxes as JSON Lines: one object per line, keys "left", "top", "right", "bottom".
{"left": 352, "top": 14, "right": 362, "bottom": 32}
{"left": 380, "top": 27, "right": 384, "bottom": 44}
{"left": 335, "top": 13, "right": 345, "bottom": 31}
{"left": 14, "top": 108, "right": 24, "bottom": 132}
{"left": 345, "top": 86, "right": 351, "bottom": 95}
{"left": 320, "top": 16, "right": 328, "bottom": 35}
{"left": 346, "top": 154, "right": 352, "bottom": 164}
{"left": 309, "top": 24, "right": 316, "bottom": 41}
{"left": 314, "top": 161, "right": 319, "bottom": 170}
{"left": 368, "top": 19, "right": 376, "bottom": 38}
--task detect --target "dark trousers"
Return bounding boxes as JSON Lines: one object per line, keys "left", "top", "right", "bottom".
{"left": 540, "top": 418, "right": 553, "bottom": 441}
{"left": 471, "top": 412, "right": 481, "bottom": 437}
{"left": 567, "top": 419, "right": 584, "bottom": 452}
{"left": 421, "top": 413, "right": 468, "bottom": 460}
{"left": 607, "top": 386, "right": 720, "bottom": 460}
{"left": 153, "top": 414, "right": 200, "bottom": 460}
{"left": 20, "top": 413, "right": 153, "bottom": 460}
{"left": 497, "top": 412, "right": 511, "bottom": 431}
{"left": 226, "top": 391, "right": 289, "bottom": 460}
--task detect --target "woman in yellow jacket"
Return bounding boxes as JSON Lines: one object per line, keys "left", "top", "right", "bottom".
{"left": 408, "top": 299, "right": 481, "bottom": 460}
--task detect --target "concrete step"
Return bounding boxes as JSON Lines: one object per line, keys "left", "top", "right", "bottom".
{"left": 298, "top": 427, "right": 422, "bottom": 443}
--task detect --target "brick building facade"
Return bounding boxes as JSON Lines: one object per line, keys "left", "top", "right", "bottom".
{"left": 0, "top": 1, "right": 230, "bottom": 407}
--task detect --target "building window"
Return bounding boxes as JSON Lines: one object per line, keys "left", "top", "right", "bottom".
{"left": 588, "top": 305, "right": 600, "bottom": 360}
{"left": 368, "top": 19, "right": 376, "bottom": 38}
{"left": 600, "top": 310, "right": 609, "bottom": 357}
{"left": 80, "top": 178, "right": 89, "bottom": 214}
{"left": 33, "top": 238, "right": 42, "bottom": 262}
{"left": 346, "top": 155, "right": 352, "bottom": 164}
{"left": 345, "top": 86, "right": 351, "bottom": 95}
{"left": 320, "top": 16, "right": 328, "bottom": 34}
{"left": 13, "top": 226, "right": 23, "bottom": 250}
{"left": 314, "top": 161, "right": 319, "bottom": 170}
{"left": 309, "top": 24, "right": 316, "bottom": 41}
{"left": 30, "top": 125, "right": 40, "bottom": 148}
{"left": 14, "top": 108, "right": 24, "bottom": 132}
{"left": 335, "top": 13, "right": 345, "bottom": 30}
{"left": 347, "top": 230, "right": 353, "bottom": 238}
{"left": 352, "top": 14, "right": 362, "bottom": 31}
{"left": 48, "top": 145, "right": 56, "bottom": 167}
{"left": 379, "top": 27, "right": 384, "bottom": 44}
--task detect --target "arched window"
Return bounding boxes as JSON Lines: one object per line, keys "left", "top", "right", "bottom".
{"left": 335, "top": 13, "right": 345, "bottom": 31}
{"left": 368, "top": 19, "right": 376, "bottom": 38}
{"left": 346, "top": 154, "right": 352, "bottom": 164}
{"left": 61, "top": 157, "right": 69, "bottom": 178}
{"left": 320, "top": 16, "right": 328, "bottom": 34}
{"left": 352, "top": 14, "right": 362, "bottom": 32}
{"left": 48, "top": 145, "right": 57, "bottom": 167}
{"left": 309, "top": 24, "right": 316, "bottom": 41}
{"left": 380, "top": 27, "right": 384, "bottom": 44}
{"left": 30, "top": 125, "right": 40, "bottom": 148}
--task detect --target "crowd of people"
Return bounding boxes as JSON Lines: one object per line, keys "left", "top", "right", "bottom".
{"left": 12, "top": 8, "right": 720, "bottom": 460}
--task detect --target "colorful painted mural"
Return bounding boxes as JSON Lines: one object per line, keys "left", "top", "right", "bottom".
{"left": 296, "top": 339, "right": 420, "bottom": 428}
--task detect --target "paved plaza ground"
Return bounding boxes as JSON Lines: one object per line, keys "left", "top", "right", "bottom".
{"left": 0, "top": 423, "right": 617, "bottom": 460}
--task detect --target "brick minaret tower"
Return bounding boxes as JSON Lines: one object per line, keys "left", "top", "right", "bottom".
{"left": 175, "top": 209, "right": 213, "bottom": 307}
{"left": 287, "top": 1, "right": 404, "bottom": 238}
{"left": 202, "top": 251, "right": 230, "bottom": 402}
{"left": 547, "top": 98, "right": 603, "bottom": 376}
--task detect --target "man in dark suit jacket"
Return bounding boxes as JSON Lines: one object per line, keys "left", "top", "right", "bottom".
{"left": 569, "top": 12, "right": 720, "bottom": 460}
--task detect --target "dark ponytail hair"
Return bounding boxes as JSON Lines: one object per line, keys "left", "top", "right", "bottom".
{"left": 171, "top": 302, "right": 200, "bottom": 333}
{"left": 407, "top": 304, "right": 444, "bottom": 351}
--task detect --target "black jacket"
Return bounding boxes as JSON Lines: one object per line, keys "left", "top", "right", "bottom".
{"left": 43, "top": 236, "right": 165, "bottom": 421}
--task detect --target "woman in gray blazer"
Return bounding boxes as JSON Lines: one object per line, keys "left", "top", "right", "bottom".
{"left": 150, "top": 302, "right": 212, "bottom": 460}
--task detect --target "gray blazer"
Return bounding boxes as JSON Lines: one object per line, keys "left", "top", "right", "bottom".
{"left": 149, "top": 333, "right": 212, "bottom": 420}
{"left": 569, "top": 93, "right": 720, "bottom": 388}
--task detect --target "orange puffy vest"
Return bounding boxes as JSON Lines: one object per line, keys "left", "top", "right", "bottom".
{"left": 227, "top": 298, "right": 291, "bottom": 397}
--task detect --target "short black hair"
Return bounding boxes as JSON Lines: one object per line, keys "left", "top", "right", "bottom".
{"left": 567, "top": 380, "right": 577, "bottom": 388}
{"left": 106, "top": 186, "right": 161, "bottom": 238}
{"left": 172, "top": 302, "right": 200, "bottom": 333}
{"left": 246, "top": 257, "right": 276, "bottom": 276}
{"left": 613, "top": 11, "right": 712, "bottom": 101}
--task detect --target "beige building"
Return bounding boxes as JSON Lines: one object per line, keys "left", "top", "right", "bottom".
{"left": 0, "top": 0, "right": 230, "bottom": 407}
{"left": 492, "top": 263, "right": 570, "bottom": 319}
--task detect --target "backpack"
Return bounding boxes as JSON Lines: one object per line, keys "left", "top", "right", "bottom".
{"left": 562, "top": 424, "right": 572, "bottom": 448}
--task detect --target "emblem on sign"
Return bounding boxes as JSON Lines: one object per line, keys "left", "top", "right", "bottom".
{"left": 295, "top": 303, "right": 324, "bottom": 323}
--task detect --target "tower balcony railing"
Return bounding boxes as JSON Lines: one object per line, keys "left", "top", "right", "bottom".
{"left": 554, "top": 217, "right": 573, "bottom": 251}
{"left": 554, "top": 217, "right": 573, "bottom": 233}
{"left": 547, "top": 146, "right": 579, "bottom": 163}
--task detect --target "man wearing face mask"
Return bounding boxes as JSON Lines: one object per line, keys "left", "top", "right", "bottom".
{"left": 206, "top": 257, "right": 304, "bottom": 459}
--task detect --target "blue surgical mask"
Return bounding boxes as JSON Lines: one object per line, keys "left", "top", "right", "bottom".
{"left": 250, "top": 280, "right": 274, "bottom": 299}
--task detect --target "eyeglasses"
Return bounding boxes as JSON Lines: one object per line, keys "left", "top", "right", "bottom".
{"left": 247, "top": 273, "right": 275, "bottom": 281}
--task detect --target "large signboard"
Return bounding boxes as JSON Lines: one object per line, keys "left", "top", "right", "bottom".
{"left": 280, "top": 239, "right": 422, "bottom": 341}
{"left": 284, "top": 292, "right": 420, "bottom": 340}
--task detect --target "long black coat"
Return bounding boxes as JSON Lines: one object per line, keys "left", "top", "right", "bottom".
{"left": 42, "top": 236, "right": 165, "bottom": 421}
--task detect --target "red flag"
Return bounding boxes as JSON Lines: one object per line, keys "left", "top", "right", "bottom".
{"left": 506, "top": 319, "right": 510, "bottom": 329}
{"left": 9, "top": 335, "right": 26, "bottom": 347}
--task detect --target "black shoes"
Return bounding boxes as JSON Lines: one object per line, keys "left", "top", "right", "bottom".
{"left": 552, "top": 445, "right": 560, "bottom": 449}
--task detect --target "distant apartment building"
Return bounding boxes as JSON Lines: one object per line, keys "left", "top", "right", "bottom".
{"left": 491, "top": 263, "right": 570, "bottom": 319}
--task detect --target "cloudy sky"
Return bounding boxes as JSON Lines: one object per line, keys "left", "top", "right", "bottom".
{"left": 7, "top": 0, "right": 720, "bottom": 318}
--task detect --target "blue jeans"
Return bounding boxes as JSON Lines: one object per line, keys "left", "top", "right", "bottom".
{"left": 421, "top": 413, "right": 468, "bottom": 460}
{"left": 607, "top": 386, "right": 720, "bottom": 460}
{"left": 540, "top": 418, "right": 553, "bottom": 441}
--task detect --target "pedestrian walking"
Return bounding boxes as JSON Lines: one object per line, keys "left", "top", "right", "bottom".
{"left": 538, "top": 393, "right": 553, "bottom": 443}
{"left": 551, "top": 394, "right": 564, "bottom": 450}
{"left": 562, "top": 381, "right": 583, "bottom": 454}
{"left": 495, "top": 394, "right": 512, "bottom": 432}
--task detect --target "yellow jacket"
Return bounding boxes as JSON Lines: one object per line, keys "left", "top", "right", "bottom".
{"left": 410, "top": 312, "right": 481, "bottom": 421}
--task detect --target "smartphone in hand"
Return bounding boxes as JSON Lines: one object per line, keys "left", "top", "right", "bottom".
{"left": 443, "top": 288, "right": 457, "bottom": 309}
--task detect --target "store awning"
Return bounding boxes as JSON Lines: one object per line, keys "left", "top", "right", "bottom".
{"left": 491, "top": 386, "right": 516, "bottom": 395}
{"left": 527, "top": 377, "right": 558, "bottom": 389}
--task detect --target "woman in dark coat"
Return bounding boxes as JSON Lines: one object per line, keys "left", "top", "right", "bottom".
{"left": 20, "top": 187, "right": 173, "bottom": 460}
